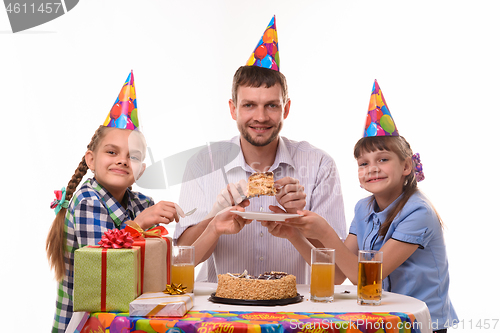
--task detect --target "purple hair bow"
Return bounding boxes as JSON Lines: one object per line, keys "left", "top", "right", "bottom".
{"left": 412, "top": 153, "right": 425, "bottom": 182}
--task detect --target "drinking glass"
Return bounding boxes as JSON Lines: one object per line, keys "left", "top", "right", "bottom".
{"left": 310, "top": 248, "right": 335, "bottom": 302}
{"left": 357, "top": 250, "right": 383, "bottom": 305}
{"left": 171, "top": 246, "right": 195, "bottom": 293}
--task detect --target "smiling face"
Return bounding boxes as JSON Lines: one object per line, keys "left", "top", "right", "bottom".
{"left": 229, "top": 84, "right": 290, "bottom": 147}
{"left": 357, "top": 149, "right": 412, "bottom": 208}
{"left": 85, "top": 128, "right": 146, "bottom": 201}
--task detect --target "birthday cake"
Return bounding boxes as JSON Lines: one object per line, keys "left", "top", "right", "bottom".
{"left": 215, "top": 271, "right": 297, "bottom": 300}
{"left": 247, "top": 172, "right": 276, "bottom": 197}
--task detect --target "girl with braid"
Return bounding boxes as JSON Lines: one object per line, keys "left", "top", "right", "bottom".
{"left": 46, "top": 73, "right": 250, "bottom": 332}
{"left": 45, "top": 73, "right": 182, "bottom": 332}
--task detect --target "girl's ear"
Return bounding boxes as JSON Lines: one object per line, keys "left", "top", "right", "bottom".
{"left": 402, "top": 156, "right": 412, "bottom": 176}
{"left": 85, "top": 150, "right": 95, "bottom": 172}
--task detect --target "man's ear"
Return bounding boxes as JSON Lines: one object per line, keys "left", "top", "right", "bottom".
{"left": 283, "top": 99, "right": 291, "bottom": 119}
{"left": 229, "top": 99, "right": 237, "bottom": 120}
{"left": 85, "top": 150, "right": 95, "bottom": 172}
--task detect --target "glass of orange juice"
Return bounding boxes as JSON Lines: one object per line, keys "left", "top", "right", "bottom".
{"left": 171, "top": 246, "right": 195, "bottom": 293}
{"left": 310, "top": 248, "right": 335, "bottom": 302}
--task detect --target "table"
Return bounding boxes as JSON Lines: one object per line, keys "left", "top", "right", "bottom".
{"left": 73, "top": 283, "right": 432, "bottom": 333}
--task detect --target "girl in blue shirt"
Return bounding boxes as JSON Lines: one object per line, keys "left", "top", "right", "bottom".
{"left": 270, "top": 82, "right": 457, "bottom": 333}
{"left": 281, "top": 135, "right": 457, "bottom": 332}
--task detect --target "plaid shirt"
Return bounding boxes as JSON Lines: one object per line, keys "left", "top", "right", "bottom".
{"left": 52, "top": 178, "right": 153, "bottom": 333}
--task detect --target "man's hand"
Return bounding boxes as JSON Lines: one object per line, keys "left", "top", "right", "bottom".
{"left": 205, "top": 179, "right": 250, "bottom": 219}
{"left": 210, "top": 206, "right": 252, "bottom": 236}
{"left": 273, "top": 177, "right": 306, "bottom": 214}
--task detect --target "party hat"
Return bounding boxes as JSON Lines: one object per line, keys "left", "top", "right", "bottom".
{"left": 103, "top": 71, "right": 139, "bottom": 130}
{"left": 364, "top": 80, "right": 399, "bottom": 137}
{"left": 246, "top": 15, "right": 279, "bottom": 71}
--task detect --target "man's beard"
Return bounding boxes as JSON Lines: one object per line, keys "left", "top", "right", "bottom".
{"left": 239, "top": 122, "right": 283, "bottom": 147}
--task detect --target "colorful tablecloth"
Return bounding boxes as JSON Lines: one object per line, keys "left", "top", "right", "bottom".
{"left": 86, "top": 310, "right": 423, "bottom": 333}
{"left": 72, "top": 284, "right": 431, "bottom": 333}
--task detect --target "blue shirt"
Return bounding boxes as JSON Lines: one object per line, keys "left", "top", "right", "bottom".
{"left": 52, "top": 178, "right": 154, "bottom": 333}
{"left": 349, "top": 190, "right": 457, "bottom": 329}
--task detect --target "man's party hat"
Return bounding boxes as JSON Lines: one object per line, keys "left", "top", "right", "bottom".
{"left": 364, "top": 80, "right": 399, "bottom": 137}
{"left": 246, "top": 15, "right": 279, "bottom": 71}
{"left": 103, "top": 71, "right": 139, "bottom": 130}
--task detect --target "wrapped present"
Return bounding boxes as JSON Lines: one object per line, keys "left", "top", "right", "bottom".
{"left": 125, "top": 222, "right": 172, "bottom": 292}
{"left": 129, "top": 292, "right": 194, "bottom": 317}
{"left": 65, "top": 312, "right": 89, "bottom": 333}
{"left": 73, "top": 230, "right": 141, "bottom": 312}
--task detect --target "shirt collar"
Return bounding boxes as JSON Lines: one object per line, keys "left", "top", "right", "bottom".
{"left": 367, "top": 193, "right": 404, "bottom": 225}
{"left": 225, "top": 136, "right": 296, "bottom": 173}
{"left": 88, "top": 177, "right": 134, "bottom": 227}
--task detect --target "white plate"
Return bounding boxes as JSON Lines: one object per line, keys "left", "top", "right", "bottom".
{"left": 231, "top": 211, "right": 303, "bottom": 221}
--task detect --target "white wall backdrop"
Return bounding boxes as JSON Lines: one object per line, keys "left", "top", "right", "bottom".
{"left": 1, "top": 0, "right": 498, "bottom": 331}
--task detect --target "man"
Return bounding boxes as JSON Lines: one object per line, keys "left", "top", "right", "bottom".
{"left": 174, "top": 16, "right": 346, "bottom": 283}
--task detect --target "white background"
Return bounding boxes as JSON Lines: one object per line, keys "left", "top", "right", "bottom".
{"left": 1, "top": 0, "right": 498, "bottom": 331}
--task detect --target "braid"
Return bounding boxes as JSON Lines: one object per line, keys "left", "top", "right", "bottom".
{"left": 46, "top": 126, "right": 108, "bottom": 281}
{"left": 377, "top": 137, "right": 417, "bottom": 238}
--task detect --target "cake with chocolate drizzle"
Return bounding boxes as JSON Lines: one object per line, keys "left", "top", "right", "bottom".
{"left": 215, "top": 271, "right": 297, "bottom": 300}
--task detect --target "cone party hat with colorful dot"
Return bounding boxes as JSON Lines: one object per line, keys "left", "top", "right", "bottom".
{"left": 246, "top": 15, "right": 279, "bottom": 71}
{"left": 364, "top": 80, "right": 399, "bottom": 137}
{"left": 103, "top": 71, "right": 139, "bottom": 130}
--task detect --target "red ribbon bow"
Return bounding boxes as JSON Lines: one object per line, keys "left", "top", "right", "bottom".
{"left": 124, "top": 222, "right": 168, "bottom": 240}
{"left": 98, "top": 229, "right": 134, "bottom": 249}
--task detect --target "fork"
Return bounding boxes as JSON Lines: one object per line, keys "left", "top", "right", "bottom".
{"left": 175, "top": 203, "right": 197, "bottom": 218}
{"left": 184, "top": 208, "right": 197, "bottom": 216}
{"left": 238, "top": 183, "right": 283, "bottom": 202}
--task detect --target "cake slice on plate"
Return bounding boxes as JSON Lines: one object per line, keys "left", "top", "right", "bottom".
{"left": 247, "top": 171, "right": 277, "bottom": 198}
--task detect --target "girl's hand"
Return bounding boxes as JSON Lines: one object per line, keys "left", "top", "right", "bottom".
{"left": 281, "top": 210, "right": 333, "bottom": 242}
{"left": 260, "top": 205, "right": 301, "bottom": 240}
{"left": 134, "top": 201, "right": 180, "bottom": 229}
{"left": 211, "top": 206, "right": 252, "bottom": 236}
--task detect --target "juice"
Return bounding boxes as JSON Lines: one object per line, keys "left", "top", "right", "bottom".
{"left": 171, "top": 263, "right": 195, "bottom": 293}
{"left": 357, "top": 261, "right": 382, "bottom": 304}
{"left": 310, "top": 262, "right": 335, "bottom": 300}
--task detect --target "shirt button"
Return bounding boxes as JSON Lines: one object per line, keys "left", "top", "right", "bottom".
{"left": 259, "top": 256, "right": 264, "bottom": 261}
{"left": 260, "top": 232, "right": 264, "bottom": 237}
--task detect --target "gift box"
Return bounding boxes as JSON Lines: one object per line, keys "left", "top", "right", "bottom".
{"left": 73, "top": 245, "right": 141, "bottom": 312}
{"left": 125, "top": 223, "right": 172, "bottom": 292}
{"left": 135, "top": 237, "right": 167, "bottom": 293}
{"left": 65, "top": 312, "right": 89, "bottom": 333}
{"left": 129, "top": 292, "right": 194, "bottom": 317}
{"left": 165, "top": 235, "right": 172, "bottom": 284}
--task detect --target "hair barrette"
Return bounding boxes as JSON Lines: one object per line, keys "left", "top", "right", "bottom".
{"left": 50, "top": 187, "right": 70, "bottom": 215}
{"left": 412, "top": 153, "right": 425, "bottom": 182}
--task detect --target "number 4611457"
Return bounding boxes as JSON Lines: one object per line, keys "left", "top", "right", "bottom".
{"left": 446, "top": 319, "right": 499, "bottom": 330}
{"left": 6, "top": 2, "right": 62, "bottom": 14}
